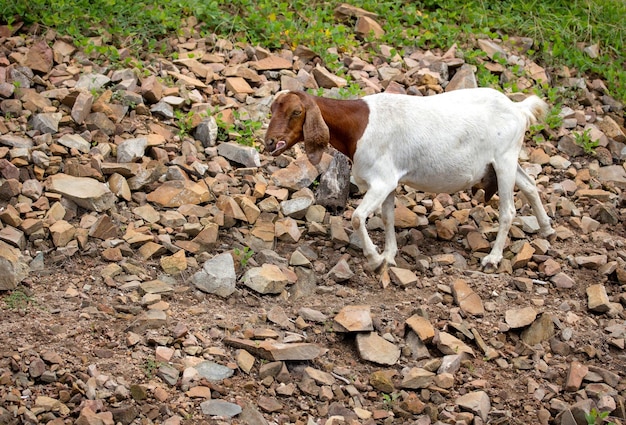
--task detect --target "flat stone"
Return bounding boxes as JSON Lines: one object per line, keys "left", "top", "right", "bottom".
{"left": 117, "top": 137, "right": 147, "bottom": 163}
{"left": 401, "top": 367, "right": 435, "bottom": 389}
{"left": 334, "top": 305, "right": 373, "bottom": 332}
{"left": 564, "top": 361, "right": 589, "bottom": 392}
{"left": 147, "top": 180, "right": 211, "bottom": 207}
{"left": 456, "top": 391, "right": 491, "bottom": 422}
{"left": 586, "top": 284, "right": 611, "bottom": 313}
{"left": 521, "top": 313, "right": 555, "bottom": 345}
{"left": 31, "top": 112, "right": 62, "bottom": 134}
{"left": 47, "top": 174, "right": 116, "bottom": 212}
{"left": 71, "top": 91, "right": 94, "bottom": 125}
{"left": 452, "top": 279, "right": 484, "bottom": 316}
{"left": 224, "top": 337, "right": 324, "bottom": 361}
{"left": 505, "top": 306, "right": 537, "bottom": 328}
{"left": 356, "top": 332, "right": 400, "bottom": 365}
{"left": 271, "top": 156, "right": 319, "bottom": 191}
{"left": 200, "top": 400, "right": 242, "bottom": 418}
{"left": 194, "top": 361, "right": 234, "bottom": 382}
{"left": 405, "top": 315, "right": 435, "bottom": 343}
{"left": 217, "top": 142, "right": 261, "bottom": 167}
{"left": 242, "top": 263, "right": 289, "bottom": 294}
{"left": 436, "top": 332, "right": 474, "bottom": 356}
{"left": 389, "top": 267, "right": 418, "bottom": 287}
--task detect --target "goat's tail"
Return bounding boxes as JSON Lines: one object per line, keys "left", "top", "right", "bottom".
{"left": 517, "top": 95, "right": 550, "bottom": 127}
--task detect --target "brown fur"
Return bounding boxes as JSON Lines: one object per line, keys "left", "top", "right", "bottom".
{"left": 265, "top": 91, "right": 369, "bottom": 164}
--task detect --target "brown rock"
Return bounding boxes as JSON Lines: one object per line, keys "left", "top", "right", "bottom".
{"left": 452, "top": 279, "right": 484, "bottom": 316}
{"left": 23, "top": 40, "right": 53, "bottom": 74}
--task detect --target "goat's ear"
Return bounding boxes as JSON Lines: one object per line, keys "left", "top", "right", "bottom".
{"left": 302, "top": 97, "right": 329, "bottom": 166}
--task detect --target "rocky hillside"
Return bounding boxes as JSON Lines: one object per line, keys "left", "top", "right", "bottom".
{"left": 1, "top": 5, "right": 626, "bottom": 425}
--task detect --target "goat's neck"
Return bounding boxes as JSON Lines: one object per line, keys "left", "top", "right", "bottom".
{"left": 312, "top": 96, "right": 369, "bottom": 160}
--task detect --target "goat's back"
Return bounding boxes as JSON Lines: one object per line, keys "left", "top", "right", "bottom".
{"left": 352, "top": 88, "right": 541, "bottom": 193}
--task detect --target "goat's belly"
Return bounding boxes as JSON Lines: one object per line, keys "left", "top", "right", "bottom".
{"left": 399, "top": 171, "right": 481, "bottom": 194}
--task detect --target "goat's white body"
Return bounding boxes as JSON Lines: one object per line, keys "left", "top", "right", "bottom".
{"left": 349, "top": 88, "right": 554, "bottom": 270}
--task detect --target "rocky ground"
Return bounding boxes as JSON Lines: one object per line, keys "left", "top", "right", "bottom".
{"left": 1, "top": 6, "right": 626, "bottom": 425}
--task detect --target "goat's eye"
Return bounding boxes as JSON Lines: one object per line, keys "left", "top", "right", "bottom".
{"left": 292, "top": 110, "right": 302, "bottom": 116}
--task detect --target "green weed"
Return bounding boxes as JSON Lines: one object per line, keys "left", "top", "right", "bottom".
{"left": 573, "top": 128, "right": 599, "bottom": 154}
{"left": 3, "top": 289, "right": 35, "bottom": 311}
{"left": 233, "top": 246, "right": 254, "bottom": 268}
{"left": 585, "top": 407, "right": 615, "bottom": 425}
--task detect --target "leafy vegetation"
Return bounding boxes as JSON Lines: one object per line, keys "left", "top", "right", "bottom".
{"left": 573, "top": 128, "right": 600, "bottom": 154}
{"left": 2, "top": 288, "right": 35, "bottom": 311}
{"left": 1, "top": 1, "right": 624, "bottom": 101}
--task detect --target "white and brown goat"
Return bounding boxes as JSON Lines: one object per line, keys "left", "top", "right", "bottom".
{"left": 264, "top": 88, "right": 555, "bottom": 271}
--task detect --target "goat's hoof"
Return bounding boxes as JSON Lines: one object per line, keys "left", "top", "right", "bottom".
{"left": 542, "top": 228, "right": 557, "bottom": 243}
{"left": 481, "top": 255, "right": 501, "bottom": 273}
{"left": 365, "top": 256, "right": 385, "bottom": 273}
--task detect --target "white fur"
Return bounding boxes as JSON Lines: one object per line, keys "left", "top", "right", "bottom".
{"left": 350, "top": 87, "right": 555, "bottom": 271}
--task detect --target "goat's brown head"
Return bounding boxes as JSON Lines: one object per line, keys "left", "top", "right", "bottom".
{"left": 264, "top": 91, "right": 329, "bottom": 165}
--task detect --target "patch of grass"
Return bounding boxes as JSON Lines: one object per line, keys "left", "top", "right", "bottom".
{"left": 1, "top": 1, "right": 624, "bottom": 101}
{"left": 3, "top": 288, "right": 35, "bottom": 311}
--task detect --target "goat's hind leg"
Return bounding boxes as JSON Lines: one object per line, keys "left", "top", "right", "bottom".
{"left": 380, "top": 192, "right": 398, "bottom": 267}
{"left": 352, "top": 183, "right": 397, "bottom": 271}
{"left": 515, "top": 165, "right": 555, "bottom": 238}
{"left": 481, "top": 160, "right": 517, "bottom": 271}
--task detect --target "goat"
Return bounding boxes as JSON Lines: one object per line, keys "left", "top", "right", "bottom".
{"left": 264, "top": 88, "right": 555, "bottom": 272}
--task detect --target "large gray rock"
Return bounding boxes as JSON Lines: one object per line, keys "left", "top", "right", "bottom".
{"left": 0, "top": 241, "right": 29, "bottom": 290}
{"left": 190, "top": 253, "right": 237, "bottom": 298}
{"left": 217, "top": 142, "right": 261, "bottom": 167}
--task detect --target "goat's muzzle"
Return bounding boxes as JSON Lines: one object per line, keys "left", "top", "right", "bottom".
{"left": 264, "top": 137, "right": 288, "bottom": 156}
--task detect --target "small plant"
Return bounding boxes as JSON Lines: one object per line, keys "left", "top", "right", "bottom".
{"left": 573, "top": 128, "right": 599, "bottom": 154}
{"left": 3, "top": 289, "right": 34, "bottom": 310}
{"left": 174, "top": 109, "right": 196, "bottom": 138}
{"left": 382, "top": 392, "right": 400, "bottom": 410}
{"left": 142, "top": 358, "right": 159, "bottom": 378}
{"left": 585, "top": 408, "right": 615, "bottom": 425}
{"left": 234, "top": 246, "right": 254, "bottom": 267}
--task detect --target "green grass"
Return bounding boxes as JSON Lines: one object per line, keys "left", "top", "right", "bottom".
{"left": 3, "top": 288, "right": 35, "bottom": 310}
{"left": 1, "top": 0, "right": 624, "bottom": 101}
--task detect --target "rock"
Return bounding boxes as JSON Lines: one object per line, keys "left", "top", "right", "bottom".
{"left": 312, "top": 64, "right": 347, "bottom": 88}
{"left": 147, "top": 180, "right": 212, "bottom": 207}
{"left": 334, "top": 305, "right": 373, "bottom": 332}
{"left": 47, "top": 174, "right": 116, "bottom": 212}
{"left": 191, "top": 253, "right": 237, "bottom": 298}
{"left": 451, "top": 279, "right": 484, "bottom": 316}
{"left": 194, "top": 361, "right": 234, "bottom": 382}
{"left": 505, "top": 306, "right": 537, "bottom": 329}
{"left": 389, "top": 267, "right": 418, "bottom": 287}
{"left": 71, "top": 91, "right": 94, "bottom": 124}
{"left": 31, "top": 112, "right": 62, "bottom": 134}
{"left": 316, "top": 150, "right": 351, "bottom": 212}
{"left": 445, "top": 64, "right": 477, "bottom": 91}
{"left": 217, "top": 142, "right": 261, "bottom": 167}
{"left": 401, "top": 367, "right": 435, "bottom": 389}
{"left": 117, "top": 137, "right": 147, "bottom": 163}
{"left": 405, "top": 315, "right": 435, "bottom": 343}
{"left": 356, "top": 16, "right": 385, "bottom": 38}
{"left": 436, "top": 332, "right": 474, "bottom": 356}
{"left": 224, "top": 337, "right": 324, "bottom": 361}
{"left": 586, "top": 284, "right": 611, "bottom": 313}
{"left": 24, "top": 40, "right": 54, "bottom": 73}
{"left": 242, "top": 264, "right": 289, "bottom": 294}
{"left": 57, "top": 134, "right": 92, "bottom": 153}
{"left": 369, "top": 369, "right": 396, "bottom": 393}
{"left": 355, "top": 332, "right": 401, "bottom": 365}
{"left": 521, "top": 313, "right": 555, "bottom": 345}
{"left": 326, "top": 257, "right": 354, "bottom": 282}
{"left": 564, "top": 361, "right": 589, "bottom": 392}
{"left": 200, "top": 400, "right": 242, "bottom": 418}
{"left": 456, "top": 391, "right": 491, "bottom": 422}
{"left": 271, "top": 156, "right": 319, "bottom": 191}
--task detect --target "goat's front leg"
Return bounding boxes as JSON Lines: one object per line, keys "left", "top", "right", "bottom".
{"left": 380, "top": 192, "right": 397, "bottom": 267}
{"left": 352, "top": 184, "right": 396, "bottom": 271}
